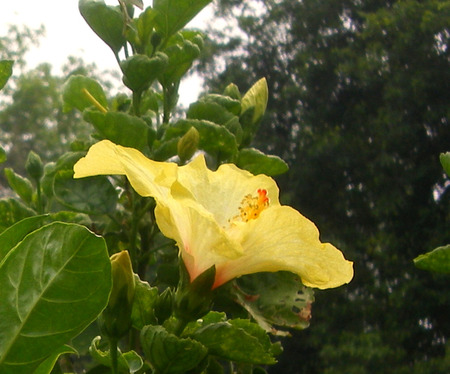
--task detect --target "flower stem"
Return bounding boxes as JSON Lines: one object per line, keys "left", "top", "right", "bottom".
{"left": 109, "top": 338, "right": 119, "bottom": 374}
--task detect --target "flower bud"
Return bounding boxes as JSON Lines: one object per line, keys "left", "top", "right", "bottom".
{"left": 25, "top": 150, "right": 44, "bottom": 181}
{"left": 177, "top": 127, "right": 199, "bottom": 163}
{"left": 101, "top": 250, "right": 136, "bottom": 339}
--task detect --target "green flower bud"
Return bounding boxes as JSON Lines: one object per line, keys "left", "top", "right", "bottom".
{"left": 101, "top": 250, "right": 136, "bottom": 339}
{"left": 177, "top": 127, "right": 200, "bottom": 163}
{"left": 25, "top": 150, "right": 44, "bottom": 181}
{"left": 223, "top": 83, "right": 241, "bottom": 100}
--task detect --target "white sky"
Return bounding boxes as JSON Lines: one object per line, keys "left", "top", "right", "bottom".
{"left": 1, "top": 0, "right": 212, "bottom": 105}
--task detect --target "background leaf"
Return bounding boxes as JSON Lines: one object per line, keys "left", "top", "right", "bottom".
{"left": 0, "top": 222, "right": 111, "bottom": 374}
{"left": 440, "top": 152, "right": 450, "bottom": 177}
{"left": 414, "top": 245, "right": 450, "bottom": 274}
{"left": 0, "top": 60, "right": 13, "bottom": 90}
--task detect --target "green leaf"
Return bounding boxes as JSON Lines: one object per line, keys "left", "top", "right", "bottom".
{"left": 63, "top": 75, "right": 108, "bottom": 112}
{"left": 440, "top": 152, "right": 450, "bottom": 177}
{"left": 414, "top": 245, "right": 450, "bottom": 274}
{"left": 0, "top": 60, "right": 13, "bottom": 90}
{"left": 79, "top": 0, "right": 126, "bottom": 54}
{"left": 83, "top": 110, "right": 150, "bottom": 151}
{"left": 34, "top": 344, "right": 78, "bottom": 374}
{"left": 131, "top": 275, "right": 159, "bottom": 329}
{"left": 121, "top": 53, "right": 168, "bottom": 92}
{"left": 140, "top": 325, "right": 208, "bottom": 373}
{"left": 164, "top": 119, "right": 238, "bottom": 159}
{"left": 234, "top": 272, "right": 314, "bottom": 336}
{"left": 191, "top": 321, "right": 277, "bottom": 365}
{"left": 201, "top": 93, "right": 241, "bottom": 116}
{"left": 160, "top": 37, "right": 201, "bottom": 85}
{"left": 0, "top": 198, "right": 36, "bottom": 233}
{"left": 236, "top": 148, "right": 289, "bottom": 176}
{"left": 0, "top": 145, "right": 6, "bottom": 163}
{"left": 89, "top": 336, "right": 144, "bottom": 373}
{"left": 0, "top": 222, "right": 111, "bottom": 374}
{"left": 187, "top": 101, "right": 243, "bottom": 143}
{"left": 54, "top": 172, "right": 118, "bottom": 215}
{"left": 4, "top": 168, "right": 34, "bottom": 205}
{"left": 241, "top": 78, "right": 268, "bottom": 125}
{"left": 153, "top": 0, "right": 212, "bottom": 39}
{"left": 0, "top": 215, "right": 49, "bottom": 264}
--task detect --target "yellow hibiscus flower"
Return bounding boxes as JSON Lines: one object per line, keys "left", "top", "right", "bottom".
{"left": 74, "top": 140, "right": 353, "bottom": 289}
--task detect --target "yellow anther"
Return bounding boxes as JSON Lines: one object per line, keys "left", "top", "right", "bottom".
{"left": 238, "top": 189, "right": 269, "bottom": 222}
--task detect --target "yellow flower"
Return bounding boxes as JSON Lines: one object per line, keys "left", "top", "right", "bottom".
{"left": 74, "top": 140, "right": 353, "bottom": 289}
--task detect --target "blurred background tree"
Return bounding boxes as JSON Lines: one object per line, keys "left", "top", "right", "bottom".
{"left": 0, "top": 25, "right": 115, "bottom": 188}
{"left": 197, "top": 0, "right": 450, "bottom": 372}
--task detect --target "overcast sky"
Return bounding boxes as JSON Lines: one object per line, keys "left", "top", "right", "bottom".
{"left": 1, "top": 0, "right": 211, "bottom": 105}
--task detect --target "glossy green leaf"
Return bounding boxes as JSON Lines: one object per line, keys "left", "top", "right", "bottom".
{"left": 79, "top": 0, "right": 126, "bottom": 54}
{"left": 161, "top": 38, "right": 201, "bottom": 85}
{"left": 131, "top": 276, "right": 159, "bottom": 329}
{"left": 83, "top": 110, "right": 150, "bottom": 151}
{"left": 234, "top": 272, "right": 314, "bottom": 336}
{"left": 0, "top": 198, "right": 36, "bottom": 233}
{"left": 121, "top": 53, "right": 168, "bottom": 92}
{"left": 201, "top": 93, "right": 241, "bottom": 115}
{"left": 187, "top": 101, "right": 243, "bottom": 143}
{"left": 0, "top": 60, "right": 13, "bottom": 90}
{"left": 414, "top": 245, "right": 450, "bottom": 274}
{"left": 141, "top": 325, "right": 208, "bottom": 373}
{"left": 164, "top": 119, "right": 238, "bottom": 159}
{"left": 0, "top": 222, "right": 111, "bottom": 374}
{"left": 34, "top": 344, "right": 78, "bottom": 374}
{"left": 54, "top": 172, "right": 118, "bottom": 215}
{"left": 0, "top": 215, "right": 49, "bottom": 264}
{"left": 236, "top": 148, "right": 289, "bottom": 176}
{"left": 63, "top": 75, "right": 108, "bottom": 112}
{"left": 440, "top": 152, "right": 450, "bottom": 177}
{"left": 4, "top": 168, "right": 33, "bottom": 205}
{"left": 153, "top": 0, "right": 212, "bottom": 39}
{"left": 89, "top": 336, "right": 143, "bottom": 373}
{"left": 191, "top": 321, "right": 276, "bottom": 365}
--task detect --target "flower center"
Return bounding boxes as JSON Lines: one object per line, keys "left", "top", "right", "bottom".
{"left": 238, "top": 189, "right": 269, "bottom": 222}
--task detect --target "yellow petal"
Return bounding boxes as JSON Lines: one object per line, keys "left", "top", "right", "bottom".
{"left": 175, "top": 154, "right": 280, "bottom": 227}
{"left": 216, "top": 206, "right": 354, "bottom": 289}
{"left": 74, "top": 140, "right": 177, "bottom": 201}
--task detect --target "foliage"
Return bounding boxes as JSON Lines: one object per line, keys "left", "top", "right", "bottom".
{"left": 0, "top": 1, "right": 354, "bottom": 373}
{"left": 197, "top": 0, "right": 450, "bottom": 372}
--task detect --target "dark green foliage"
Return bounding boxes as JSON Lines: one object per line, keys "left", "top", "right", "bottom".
{"left": 199, "top": 0, "right": 450, "bottom": 372}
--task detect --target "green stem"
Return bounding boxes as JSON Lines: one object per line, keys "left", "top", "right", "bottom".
{"left": 36, "top": 179, "right": 43, "bottom": 214}
{"left": 132, "top": 90, "right": 142, "bottom": 117}
{"left": 109, "top": 338, "right": 119, "bottom": 374}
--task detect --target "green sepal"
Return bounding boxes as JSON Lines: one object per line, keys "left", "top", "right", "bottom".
{"left": 140, "top": 325, "right": 208, "bottom": 373}
{"left": 174, "top": 262, "right": 216, "bottom": 322}
{"left": 236, "top": 148, "right": 289, "bottom": 176}
{"left": 414, "top": 245, "right": 450, "bottom": 274}
{"left": 25, "top": 150, "right": 44, "bottom": 181}
{"left": 79, "top": 0, "right": 126, "bottom": 54}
